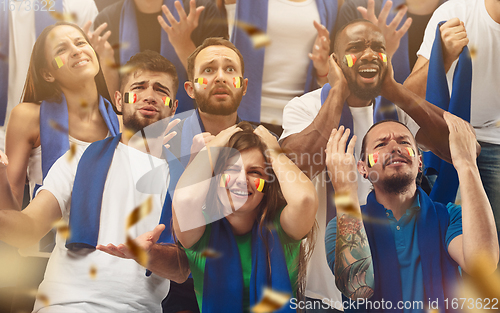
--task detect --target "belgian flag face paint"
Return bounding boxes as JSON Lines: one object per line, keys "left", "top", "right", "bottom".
{"left": 52, "top": 56, "right": 65, "bottom": 69}
{"left": 233, "top": 76, "right": 243, "bottom": 88}
{"left": 368, "top": 151, "right": 379, "bottom": 168}
{"left": 162, "top": 96, "right": 173, "bottom": 108}
{"left": 379, "top": 53, "right": 387, "bottom": 63}
{"left": 195, "top": 77, "right": 208, "bottom": 89}
{"left": 405, "top": 147, "right": 415, "bottom": 157}
{"left": 220, "top": 174, "right": 230, "bottom": 188}
{"left": 254, "top": 178, "right": 265, "bottom": 193}
{"left": 344, "top": 54, "right": 357, "bottom": 67}
{"left": 123, "top": 92, "right": 137, "bottom": 104}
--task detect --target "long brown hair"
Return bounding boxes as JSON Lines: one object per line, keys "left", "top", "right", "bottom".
{"left": 21, "top": 22, "right": 111, "bottom": 104}
{"left": 206, "top": 121, "right": 316, "bottom": 301}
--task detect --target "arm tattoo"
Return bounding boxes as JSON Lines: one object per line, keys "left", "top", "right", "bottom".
{"left": 335, "top": 213, "right": 374, "bottom": 300}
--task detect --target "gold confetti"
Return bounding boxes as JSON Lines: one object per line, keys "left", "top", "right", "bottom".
{"left": 118, "top": 64, "right": 140, "bottom": 75}
{"left": 251, "top": 288, "right": 290, "bottom": 313}
{"left": 89, "top": 265, "right": 97, "bottom": 279}
{"left": 48, "top": 119, "right": 68, "bottom": 133}
{"left": 126, "top": 197, "right": 153, "bottom": 230}
{"left": 126, "top": 235, "right": 149, "bottom": 267}
{"left": 49, "top": 11, "right": 77, "bottom": 23}
{"left": 36, "top": 293, "right": 50, "bottom": 307}
{"left": 80, "top": 100, "right": 88, "bottom": 109}
{"left": 469, "top": 46, "right": 477, "bottom": 60}
{"left": 495, "top": 120, "right": 500, "bottom": 128}
{"left": 52, "top": 219, "right": 71, "bottom": 239}
{"left": 200, "top": 248, "right": 222, "bottom": 259}
{"left": 122, "top": 128, "right": 135, "bottom": 142}
{"left": 111, "top": 41, "right": 130, "bottom": 51}
{"left": 67, "top": 142, "right": 77, "bottom": 161}
{"left": 208, "top": 18, "right": 270, "bottom": 49}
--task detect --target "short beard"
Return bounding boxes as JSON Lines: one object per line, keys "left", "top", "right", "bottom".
{"left": 194, "top": 89, "right": 242, "bottom": 116}
{"left": 343, "top": 66, "right": 385, "bottom": 101}
{"left": 379, "top": 173, "right": 414, "bottom": 195}
{"left": 124, "top": 115, "right": 169, "bottom": 138}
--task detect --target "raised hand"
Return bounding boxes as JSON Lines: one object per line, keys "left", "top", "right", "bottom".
{"left": 162, "top": 118, "right": 181, "bottom": 149}
{"left": 82, "top": 21, "right": 114, "bottom": 62}
{"left": 96, "top": 224, "right": 165, "bottom": 261}
{"left": 190, "top": 132, "right": 215, "bottom": 159}
{"left": 325, "top": 126, "right": 358, "bottom": 193}
{"left": 206, "top": 125, "right": 242, "bottom": 149}
{"left": 157, "top": 0, "right": 204, "bottom": 50}
{"left": 309, "top": 20, "right": 331, "bottom": 84}
{"left": 439, "top": 18, "right": 469, "bottom": 70}
{"left": 357, "top": 0, "right": 412, "bottom": 56}
{"left": 254, "top": 125, "right": 281, "bottom": 153}
{"left": 443, "top": 112, "right": 478, "bottom": 169}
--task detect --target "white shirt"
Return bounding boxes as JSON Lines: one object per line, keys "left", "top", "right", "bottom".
{"left": 34, "top": 142, "right": 170, "bottom": 312}
{"left": 417, "top": 0, "right": 500, "bottom": 144}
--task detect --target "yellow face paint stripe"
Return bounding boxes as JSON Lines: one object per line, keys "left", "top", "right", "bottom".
{"left": 255, "top": 178, "right": 265, "bottom": 192}
{"left": 220, "top": 174, "right": 230, "bottom": 187}
{"left": 162, "top": 96, "right": 172, "bottom": 108}
{"left": 379, "top": 53, "right": 387, "bottom": 63}
{"left": 406, "top": 147, "right": 415, "bottom": 157}
{"left": 53, "top": 56, "right": 65, "bottom": 69}
{"left": 233, "top": 76, "right": 242, "bottom": 88}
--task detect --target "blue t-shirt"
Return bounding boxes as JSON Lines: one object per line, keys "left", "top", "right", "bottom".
{"left": 325, "top": 196, "right": 462, "bottom": 313}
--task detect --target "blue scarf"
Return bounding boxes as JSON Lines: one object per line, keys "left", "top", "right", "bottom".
{"left": 342, "top": 187, "right": 460, "bottom": 313}
{"left": 424, "top": 22, "right": 472, "bottom": 205}
{"left": 320, "top": 83, "right": 399, "bottom": 150}
{"left": 119, "top": 0, "right": 193, "bottom": 114}
{"left": 232, "top": 0, "right": 338, "bottom": 123}
{"left": 66, "top": 134, "right": 184, "bottom": 250}
{"left": 0, "top": 0, "right": 63, "bottom": 126}
{"left": 202, "top": 218, "right": 294, "bottom": 313}
{"left": 35, "top": 94, "right": 119, "bottom": 195}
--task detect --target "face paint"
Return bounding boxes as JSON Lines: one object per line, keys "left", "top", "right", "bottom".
{"left": 254, "top": 178, "right": 265, "bottom": 193}
{"left": 368, "top": 151, "right": 379, "bottom": 168}
{"left": 220, "top": 174, "right": 230, "bottom": 188}
{"left": 379, "top": 53, "right": 387, "bottom": 63}
{"left": 233, "top": 76, "right": 243, "bottom": 88}
{"left": 52, "top": 56, "right": 65, "bottom": 69}
{"left": 406, "top": 147, "right": 415, "bottom": 157}
{"left": 195, "top": 77, "right": 208, "bottom": 89}
{"left": 343, "top": 54, "right": 357, "bottom": 67}
{"left": 123, "top": 92, "right": 137, "bottom": 104}
{"left": 162, "top": 96, "right": 172, "bottom": 108}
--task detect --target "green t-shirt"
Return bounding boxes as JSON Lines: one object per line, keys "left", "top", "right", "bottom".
{"left": 184, "top": 209, "right": 301, "bottom": 312}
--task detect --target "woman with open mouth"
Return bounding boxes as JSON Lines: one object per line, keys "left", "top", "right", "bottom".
{"left": 173, "top": 121, "right": 318, "bottom": 312}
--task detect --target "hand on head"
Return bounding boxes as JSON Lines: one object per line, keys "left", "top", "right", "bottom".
{"left": 206, "top": 125, "right": 242, "bottom": 148}
{"left": 0, "top": 150, "right": 8, "bottom": 168}
{"left": 357, "top": 0, "right": 413, "bottom": 57}
{"left": 253, "top": 125, "right": 280, "bottom": 153}
{"left": 328, "top": 54, "right": 350, "bottom": 99}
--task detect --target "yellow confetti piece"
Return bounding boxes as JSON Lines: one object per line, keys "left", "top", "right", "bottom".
{"left": 200, "top": 248, "right": 222, "bottom": 259}
{"left": 89, "top": 265, "right": 97, "bottom": 279}
{"left": 495, "top": 120, "right": 500, "bottom": 128}
{"left": 67, "top": 142, "right": 77, "bottom": 161}
{"left": 80, "top": 100, "right": 88, "bottom": 109}
{"left": 126, "top": 197, "right": 153, "bottom": 230}
{"left": 469, "top": 46, "right": 477, "bottom": 60}
{"left": 251, "top": 288, "right": 290, "bottom": 313}
{"left": 49, "top": 11, "right": 77, "bottom": 23}
{"left": 49, "top": 119, "right": 68, "bottom": 133}
{"left": 234, "top": 20, "right": 271, "bottom": 49}
{"left": 36, "top": 293, "right": 50, "bottom": 307}
{"left": 126, "top": 235, "right": 149, "bottom": 267}
{"left": 111, "top": 41, "right": 130, "bottom": 52}
{"left": 118, "top": 64, "right": 140, "bottom": 75}
{"left": 52, "top": 219, "right": 71, "bottom": 240}
{"left": 122, "top": 128, "right": 135, "bottom": 142}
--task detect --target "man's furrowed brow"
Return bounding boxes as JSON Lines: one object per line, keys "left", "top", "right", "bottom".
{"left": 130, "top": 81, "right": 147, "bottom": 87}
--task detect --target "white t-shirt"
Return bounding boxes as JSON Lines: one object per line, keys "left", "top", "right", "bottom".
{"left": 417, "top": 0, "right": 500, "bottom": 144}
{"left": 0, "top": 0, "right": 98, "bottom": 150}
{"left": 260, "top": 0, "right": 319, "bottom": 125}
{"left": 280, "top": 88, "right": 419, "bottom": 302}
{"left": 34, "top": 143, "right": 170, "bottom": 312}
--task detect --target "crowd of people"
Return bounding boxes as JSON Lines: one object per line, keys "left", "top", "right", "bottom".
{"left": 0, "top": 0, "right": 499, "bottom": 312}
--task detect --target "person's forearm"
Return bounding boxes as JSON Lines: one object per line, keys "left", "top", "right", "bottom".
{"left": 403, "top": 61, "right": 429, "bottom": 99}
{"left": 268, "top": 150, "right": 318, "bottom": 238}
{"left": 0, "top": 210, "right": 41, "bottom": 248}
{"left": 173, "top": 40, "right": 196, "bottom": 72}
{"left": 146, "top": 244, "right": 191, "bottom": 283}
{"left": 457, "top": 162, "right": 499, "bottom": 274}
{"left": 0, "top": 170, "right": 21, "bottom": 211}
{"left": 390, "top": 83, "right": 452, "bottom": 162}
{"left": 281, "top": 87, "right": 346, "bottom": 178}
{"left": 334, "top": 192, "right": 374, "bottom": 300}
